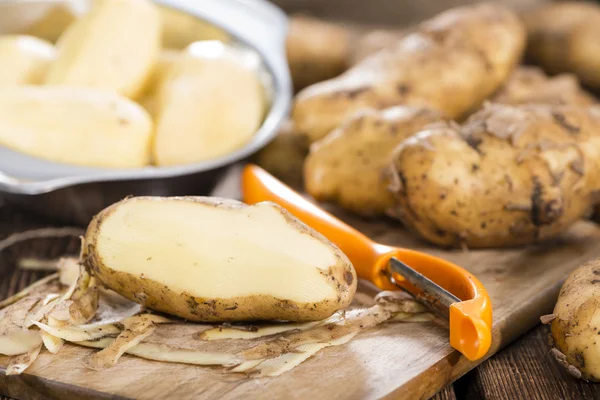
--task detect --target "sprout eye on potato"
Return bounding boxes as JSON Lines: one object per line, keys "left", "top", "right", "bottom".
{"left": 83, "top": 197, "right": 356, "bottom": 322}
{"left": 388, "top": 104, "right": 600, "bottom": 248}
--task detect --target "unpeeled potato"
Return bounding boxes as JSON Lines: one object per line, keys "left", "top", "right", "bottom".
{"left": 45, "top": 0, "right": 161, "bottom": 99}
{"left": 305, "top": 107, "right": 444, "bottom": 217}
{"left": 548, "top": 258, "right": 600, "bottom": 381}
{"left": 0, "top": 86, "right": 153, "bottom": 168}
{"left": 0, "top": 35, "right": 55, "bottom": 86}
{"left": 153, "top": 42, "right": 265, "bottom": 166}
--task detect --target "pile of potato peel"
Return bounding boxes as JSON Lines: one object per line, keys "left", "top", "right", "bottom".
{"left": 0, "top": 254, "right": 433, "bottom": 378}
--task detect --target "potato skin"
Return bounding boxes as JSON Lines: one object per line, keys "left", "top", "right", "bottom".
{"left": 388, "top": 104, "right": 600, "bottom": 248}
{"left": 292, "top": 3, "right": 526, "bottom": 142}
{"left": 304, "top": 107, "right": 444, "bottom": 217}
{"left": 83, "top": 197, "right": 356, "bottom": 322}
{"left": 492, "top": 66, "right": 597, "bottom": 107}
{"left": 550, "top": 258, "right": 600, "bottom": 381}
{"left": 287, "top": 15, "right": 352, "bottom": 91}
{"left": 524, "top": 2, "right": 600, "bottom": 90}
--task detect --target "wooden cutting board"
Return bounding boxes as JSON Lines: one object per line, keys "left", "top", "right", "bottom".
{"left": 2, "top": 167, "right": 600, "bottom": 400}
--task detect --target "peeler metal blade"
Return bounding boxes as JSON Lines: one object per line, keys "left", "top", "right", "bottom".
{"left": 388, "top": 257, "right": 460, "bottom": 319}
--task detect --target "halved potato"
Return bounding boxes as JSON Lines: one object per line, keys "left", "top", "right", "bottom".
{"left": 153, "top": 42, "right": 265, "bottom": 166}
{"left": 0, "top": 35, "right": 55, "bottom": 85}
{"left": 83, "top": 197, "right": 356, "bottom": 322}
{"left": 45, "top": 0, "right": 161, "bottom": 99}
{"left": 0, "top": 86, "right": 152, "bottom": 168}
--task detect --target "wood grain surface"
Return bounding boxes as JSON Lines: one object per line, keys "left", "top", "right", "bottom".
{"left": 2, "top": 167, "right": 600, "bottom": 400}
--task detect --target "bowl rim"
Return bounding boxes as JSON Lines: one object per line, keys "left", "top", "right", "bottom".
{"left": 0, "top": 0, "right": 292, "bottom": 195}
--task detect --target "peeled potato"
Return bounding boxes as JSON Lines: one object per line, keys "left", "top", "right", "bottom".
{"left": 45, "top": 0, "right": 161, "bottom": 99}
{"left": 0, "top": 35, "right": 55, "bottom": 85}
{"left": 83, "top": 197, "right": 357, "bottom": 322}
{"left": 25, "top": 4, "right": 79, "bottom": 42}
{"left": 138, "top": 49, "right": 182, "bottom": 117}
{"left": 160, "top": 7, "right": 230, "bottom": 49}
{"left": 0, "top": 86, "right": 152, "bottom": 168}
{"left": 153, "top": 42, "right": 265, "bottom": 166}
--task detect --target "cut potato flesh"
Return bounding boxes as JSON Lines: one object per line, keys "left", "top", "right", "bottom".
{"left": 153, "top": 42, "right": 265, "bottom": 166}
{"left": 45, "top": 0, "right": 161, "bottom": 98}
{"left": 0, "top": 86, "right": 152, "bottom": 168}
{"left": 0, "top": 35, "right": 55, "bottom": 85}
{"left": 84, "top": 197, "right": 356, "bottom": 322}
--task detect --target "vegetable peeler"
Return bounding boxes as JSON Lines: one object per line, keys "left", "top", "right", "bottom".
{"left": 241, "top": 164, "right": 493, "bottom": 361}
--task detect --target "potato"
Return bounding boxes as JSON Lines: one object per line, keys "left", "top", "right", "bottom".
{"left": 349, "top": 29, "right": 407, "bottom": 65}
{"left": 0, "top": 35, "right": 55, "bottom": 86}
{"left": 292, "top": 3, "right": 526, "bottom": 142}
{"left": 547, "top": 258, "right": 600, "bottom": 381}
{"left": 153, "top": 42, "right": 265, "bottom": 166}
{"left": 492, "top": 66, "right": 597, "bottom": 106}
{"left": 0, "top": 86, "right": 152, "bottom": 168}
{"left": 45, "top": 0, "right": 161, "bottom": 99}
{"left": 253, "top": 122, "right": 310, "bottom": 189}
{"left": 83, "top": 197, "right": 356, "bottom": 322}
{"left": 24, "top": 4, "right": 79, "bottom": 42}
{"left": 138, "top": 49, "right": 181, "bottom": 116}
{"left": 305, "top": 107, "right": 444, "bottom": 217}
{"left": 159, "top": 6, "right": 230, "bottom": 49}
{"left": 286, "top": 15, "right": 352, "bottom": 91}
{"left": 388, "top": 104, "right": 600, "bottom": 248}
{"left": 524, "top": 2, "right": 600, "bottom": 90}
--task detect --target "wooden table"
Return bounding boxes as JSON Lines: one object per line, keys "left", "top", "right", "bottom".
{"left": 0, "top": 200, "right": 597, "bottom": 400}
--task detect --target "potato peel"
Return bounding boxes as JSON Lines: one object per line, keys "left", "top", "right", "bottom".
{"left": 5, "top": 344, "right": 42, "bottom": 376}
{"left": 85, "top": 314, "right": 161, "bottom": 370}
{"left": 1, "top": 264, "right": 432, "bottom": 377}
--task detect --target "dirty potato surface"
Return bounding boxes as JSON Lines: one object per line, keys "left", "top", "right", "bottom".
{"left": 524, "top": 2, "right": 600, "bottom": 90}
{"left": 549, "top": 258, "right": 600, "bottom": 381}
{"left": 492, "top": 66, "right": 597, "bottom": 107}
{"left": 83, "top": 197, "right": 356, "bottom": 322}
{"left": 389, "top": 104, "right": 600, "bottom": 248}
{"left": 305, "top": 107, "right": 444, "bottom": 217}
{"left": 287, "top": 15, "right": 352, "bottom": 91}
{"left": 293, "top": 3, "right": 526, "bottom": 142}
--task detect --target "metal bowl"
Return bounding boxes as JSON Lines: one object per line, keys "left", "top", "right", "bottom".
{"left": 0, "top": 0, "right": 291, "bottom": 224}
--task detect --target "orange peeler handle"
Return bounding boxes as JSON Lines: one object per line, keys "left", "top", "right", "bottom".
{"left": 241, "top": 164, "right": 493, "bottom": 361}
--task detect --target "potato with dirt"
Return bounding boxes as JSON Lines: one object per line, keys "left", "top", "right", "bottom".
{"left": 388, "top": 104, "right": 600, "bottom": 248}
{"left": 292, "top": 3, "right": 526, "bottom": 142}
{"left": 304, "top": 107, "right": 444, "bottom": 217}
{"left": 286, "top": 15, "right": 352, "bottom": 91}
{"left": 83, "top": 197, "right": 356, "bottom": 322}
{"left": 545, "top": 258, "right": 600, "bottom": 381}
{"left": 492, "top": 66, "right": 597, "bottom": 106}
{"left": 524, "top": 2, "right": 600, "bottom": 90}
{"left": 254, "top": 122, "right": 310, "bottom": 189}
